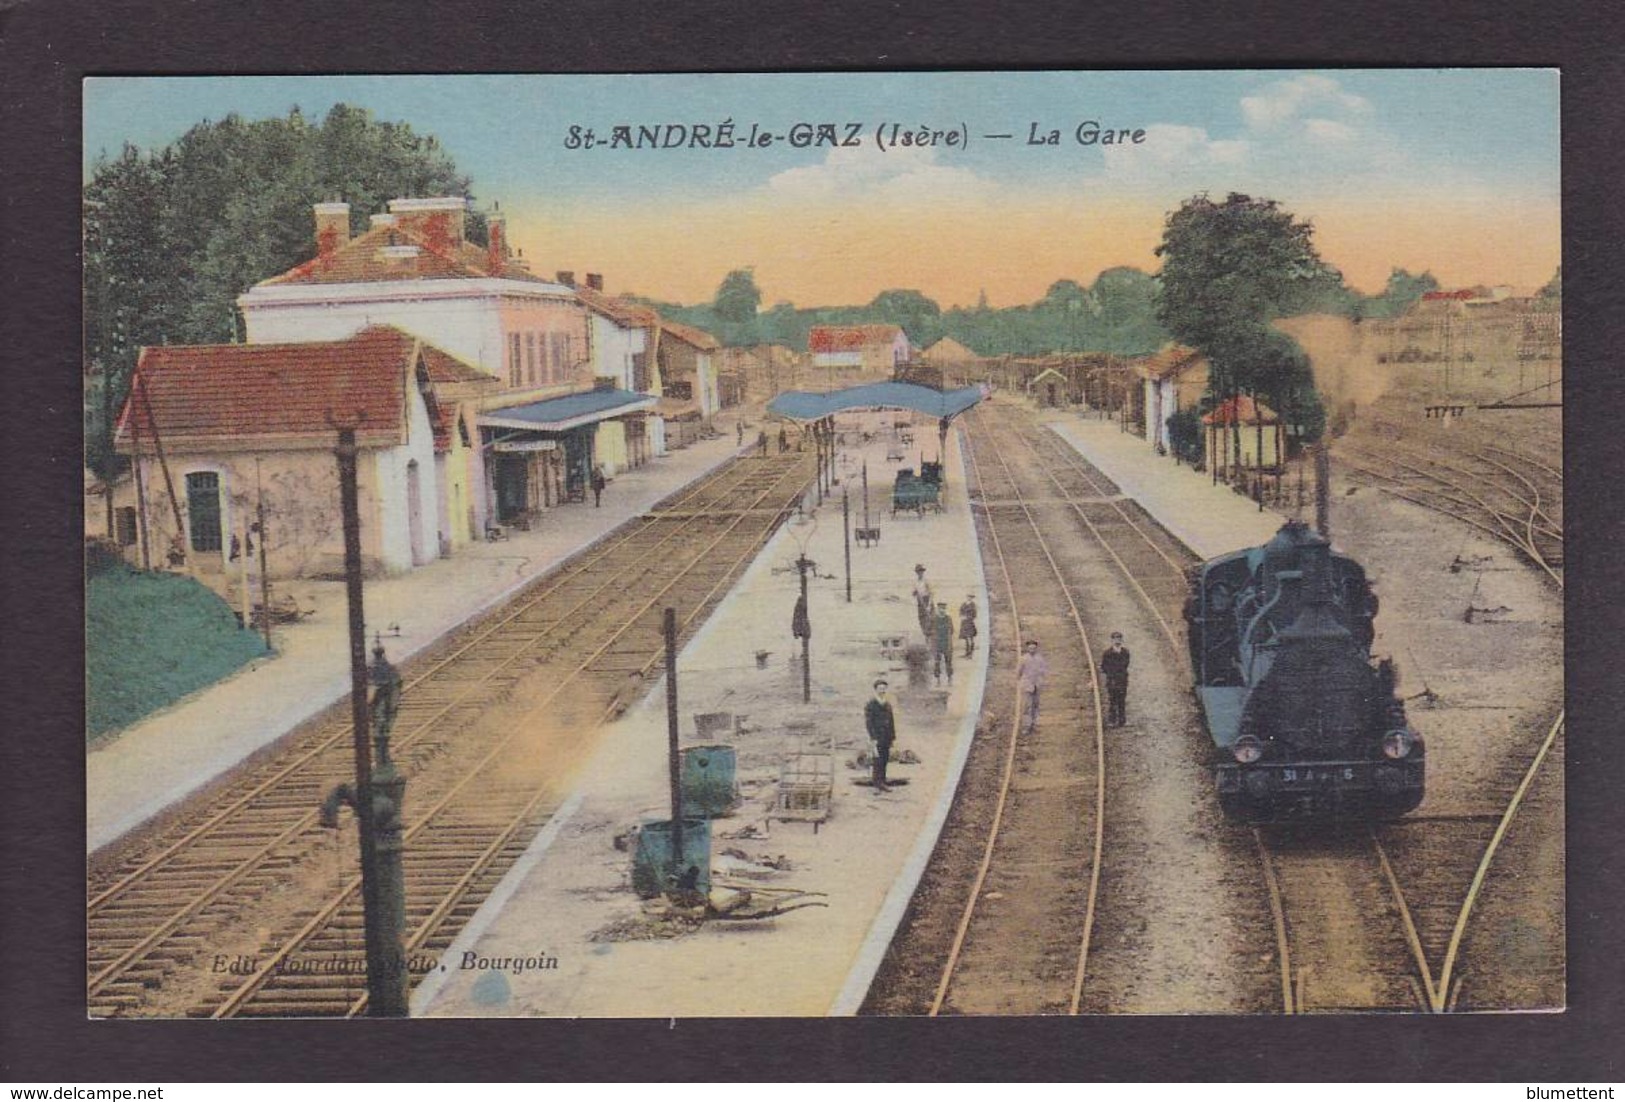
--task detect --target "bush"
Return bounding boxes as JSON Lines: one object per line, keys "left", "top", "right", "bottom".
{"left": 86, "top": 564, "right": 269, "bottom": 741}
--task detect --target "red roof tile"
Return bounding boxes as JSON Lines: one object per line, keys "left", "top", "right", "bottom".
{"left": 658, "top": 318, "right": 720, "bottom": 352}
{"left": 259, "top": 221, "right": 551, "bottom": 287}
{"left": 1202, "top": 395, "right": 1279, "bottom": 425}
{"left": 577, "top": 287, "right": 660, "bottom": 328}
{"left": 807, "top": 324, "right": 905, "bottom": 354}
{"left": 114, "top": 326, "right": 451, "bottom": 452}
{"left": 1135, "top": 344, "right": 1206, "bottom": 380}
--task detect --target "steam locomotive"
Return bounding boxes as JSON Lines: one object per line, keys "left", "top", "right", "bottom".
{"left": 1185, "top": 520, "right": 1424, "bottom": 821}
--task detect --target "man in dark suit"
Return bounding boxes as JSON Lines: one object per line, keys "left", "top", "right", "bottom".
{"left": 864, "top": 679, "right": 897, "bottom": 792}
{"left": 1101, "top": 631, "right": 1131, "bottom": 726}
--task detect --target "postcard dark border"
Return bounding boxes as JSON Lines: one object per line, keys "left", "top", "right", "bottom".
{"left": 2, "top": 0, "right": 1621, "bottom": 1083}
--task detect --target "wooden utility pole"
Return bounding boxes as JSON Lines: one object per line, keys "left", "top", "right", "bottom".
{"left": 256, "top": 459, "right": 272, "bottom": 651}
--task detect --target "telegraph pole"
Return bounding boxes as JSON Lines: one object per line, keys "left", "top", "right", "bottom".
{"left": 795, "top": 555, "right": 812, "bottom": 703}
{"left": 255, "top": 458, "right": 272, "bottom": 651}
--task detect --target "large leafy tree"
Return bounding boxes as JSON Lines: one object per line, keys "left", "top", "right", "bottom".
{"left": 1154, "top": 192, "right": 1335, "bottom": 443}
{"left": 712, "top": 268, "right": 763, "bottom": 325}
{"left": 868, "top": 288, "right": 942, "bottom": 346}
{"left": 1360, "top": 267, "right": 1439, "bottom": 319}
{"left": 84, "top": 105, "right": 480, "bottom": 476}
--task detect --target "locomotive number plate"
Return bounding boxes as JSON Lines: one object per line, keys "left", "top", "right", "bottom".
{"left": 1280, "top": 767, "right": 1358, "bottom": 783}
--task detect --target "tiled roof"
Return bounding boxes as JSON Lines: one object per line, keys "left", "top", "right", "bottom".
{"left": 577, "top": 287, "right": 660, "bottom": 328}
{"left": 658, "top": 318, "right": 720, "bottom": 352}
{"left": 807, "top": 324, "right": 905, "bottom": 354}
{"left": 419, "top": 343, "right": 498, "bottom": 387}
{"left": 258, "top": 221, "right": 550, "bottom": 287}
{"left": 114, "top": 326, "right": 448, "bottom": 452}
{"left": 1202, "top": 395, "right": 1279, "bottom": 425}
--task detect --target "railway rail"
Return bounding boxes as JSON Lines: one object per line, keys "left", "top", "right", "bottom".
{"left": 87, "top": 449, "right": 816, "bottom": 1018}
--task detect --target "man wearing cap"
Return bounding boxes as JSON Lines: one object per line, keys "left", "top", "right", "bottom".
{"left": 864, "top": 679, "right": 898, "bottom": 791}
{"left": 1101, "top": 632, "right": 1131, "bottom": 727}
{"left": 931, "top": 601, "right": 956, "bottom": 685}
{"left": 1017, "top": 639, "right": 1047, "bottom": 734}
{"left": 958, "top": 595, "right": 978, "bottom": 658}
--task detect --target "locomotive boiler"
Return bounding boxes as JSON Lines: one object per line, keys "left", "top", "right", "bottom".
{"left": 1185, "top": 520, "right": 1423, "bottom": 821}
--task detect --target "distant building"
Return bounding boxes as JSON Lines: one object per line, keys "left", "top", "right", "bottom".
{"left": 808, "top": 324, "right": 910, "bottom": 376}
{"left": 111, "top": 326, "right": 496, "bottom": 579}
{"left": 920, "top": 337, "right": 980, "bottom": 365}
{"left": 1135, "top": 345, "right": 1209, "bottom": 452}
{"left": 1203, "top": 395, "right": 1283, "bottom": 475}
{"left": 577, "top": 281, "right": 663, "bottom": 469}
{"left": 654, "top": 319, "right": 721, "bottom": 447}
{"left": 239, "top": 198, "right": 657, "bottom": 530}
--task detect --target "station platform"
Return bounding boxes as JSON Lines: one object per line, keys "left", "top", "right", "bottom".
{"left": 88, "top": 420, "right": 757, "bottom": 855}
{"left": 1039, "top": 405, "right": 1287, "bottom": 560}
{"left": 415, "top": 412, "right": 992, "bottom": 1017}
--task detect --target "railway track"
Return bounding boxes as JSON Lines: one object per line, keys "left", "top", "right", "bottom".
{"left": 87, "top": 449, "right": 815, "bottom": 1018}
{"left": 1337, "top": 439, "right": 1563, "bottom": 584}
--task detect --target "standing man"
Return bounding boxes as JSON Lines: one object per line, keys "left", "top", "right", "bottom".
{"left": 757, "top": 429, "right": 769, "bottom": 457}
{"left": 737, "top": 420, "right": 745, "bottom": 448}
{"left": 1017, "top": 639, "right": 1048, "bottom": 734}
{"left": 590, "top": 465, "right": 606, "bottom": 508}
{"left": 912, "top": 564, "right": 933, "bottom": 638}
{"left": 864, "top": 679, "right": 897, "bottom": 792}
{"left": 1101, "top": 631, "right": 1131, "bottom": 727}
{"left": 778, "top": 426, "right": 789, "bottom": 454}
{"left": 958, "top": 595, "right": 978, "bottom": 658}
{"left": 932, "top": 601, "right": 955, "bottom": 686}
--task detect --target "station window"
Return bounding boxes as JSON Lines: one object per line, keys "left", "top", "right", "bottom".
{"left": 115, "top": 506, "right": 138, "bottom": 547}
{"left": 526, "top": 333, "right": 538, "bottom": 386}
{"left": 185, "top": 471, "right": 222, "bottom": 553}
{"left": 509, "top": 333, "right": 522, "bottom": 386}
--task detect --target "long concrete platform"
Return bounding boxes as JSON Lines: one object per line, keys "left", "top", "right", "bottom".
{"left": 88, "top": 424, "right": 754, "bottom": 854}
{"left": 416, "top": 412, "right": 992, "bottom": 1017}
{"left": 1041, "top": 406, "right": 1286, "bottom": 560}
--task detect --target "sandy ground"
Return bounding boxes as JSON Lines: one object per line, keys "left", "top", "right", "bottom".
{"left": 417, "top": 412, "right": 991, "bottom": 1017}
{"left": 87, "top": 427, "right": 750, "bottom": 853}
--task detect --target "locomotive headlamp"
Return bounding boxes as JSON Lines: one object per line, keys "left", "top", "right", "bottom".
{"left": 1233, "top": 735, "right": 1264, "bottom": 764}
{"left": 1382, "top": 729, "right": 1415, "bottom": 760}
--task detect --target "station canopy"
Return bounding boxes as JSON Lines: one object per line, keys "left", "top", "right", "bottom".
{"left": 766, "top": 381, "right": 987, "bottom": 423}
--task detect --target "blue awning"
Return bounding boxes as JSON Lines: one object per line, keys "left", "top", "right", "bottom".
{"left": 480, "top": 388, "right": 656, "bottom": 433}
{"left": 767, "top": 381, "right": 987, "bottom": 423}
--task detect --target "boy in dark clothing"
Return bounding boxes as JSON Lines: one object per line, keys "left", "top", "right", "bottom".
{"left": 1101, "top": 631, "right": 1131, "bottom": 726}
{"left": 864, "top": 679, "right": 897, "bottom": 791}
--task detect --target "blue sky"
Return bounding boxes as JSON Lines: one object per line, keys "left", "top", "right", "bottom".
{"left": 83, "top": 71, "right": 1561, "bottom": 304}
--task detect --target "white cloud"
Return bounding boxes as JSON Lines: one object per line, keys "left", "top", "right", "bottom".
{"left": 1303, "top": 118, "right": 1357, "bottom": 144}
{"left": 1100, "top": 124, "right": 1250, "bottom": 177}
{"left": 766, "top": 144, "right": 996, "bottom": 205}
{"left": 1241, "top": 74, "right": 1370, "bottom": 130}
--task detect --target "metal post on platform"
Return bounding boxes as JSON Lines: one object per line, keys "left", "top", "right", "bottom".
{"left": 1314, "top": 442, "right": 1331, "bottom": 540}
{"left": 843, "top": 487, "right": 852, "bottom": 604}
{"left": 796, "top": 555, "right": 812, "bottom": 703}
{"left": 255, "top": 458, "right": 272, "bottom": 652}
{"left": 664, "top": 607, "right": 683, "bottom": 884}
{"left": 325, "top": 426, "right": 408, "bottom": 1018}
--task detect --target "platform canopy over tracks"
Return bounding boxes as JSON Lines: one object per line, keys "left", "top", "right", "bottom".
{"left": 767, "top": 380, "right": 986, "bottom": 424}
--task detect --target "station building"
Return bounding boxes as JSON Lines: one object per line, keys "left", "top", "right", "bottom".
{"left": 1136, "top": 344, "right": 1209, "bottom": 452}
{"left": 808, "top": 324, "right": 911, "bottom": 378}
{"left": 111, "top": 326, "right": 494, "bottom": 580}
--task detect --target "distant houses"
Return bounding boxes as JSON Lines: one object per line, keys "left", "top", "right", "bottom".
{"left": 105, "top": 195, "right": 724, "bottom": 579}
{"left": 808, "top": 324, "right": 911, "bottom": 376}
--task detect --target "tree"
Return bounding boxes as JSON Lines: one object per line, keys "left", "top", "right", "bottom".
{"left": 868, "top": 288, "right": 941, "bottom": 345}
{"left": 1154, "top": 192, "right": 1332, "bottom": 347}
{"left": 1538, "top": 265, "right": 1561, "bottom": 300}
{"left": 84, "top": 105, "right": 480, "bottom": 477}
{"left": 713, "top": 268, "right": 763, "bottom": 326}
{"left": 1154, "top": 193, "right": 1334, "bottom": 447}
{"left": 1361, "top": 268, "right": 1439, "bottom": 319}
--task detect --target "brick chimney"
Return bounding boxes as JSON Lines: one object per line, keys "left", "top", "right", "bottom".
{"left": 585, "top": 273, "right": 604, "bottom": 291}
{"left": 555, "top": 270, "right": 576, "bottom": 287}
{"left": 486, "top": 208, "right": 507, "bottom": 275}
{"left": 387, "top": 196, "right": 467, "bottom": 251}
{"left": 313, "top": 202, "right": 351, "bottom": 258}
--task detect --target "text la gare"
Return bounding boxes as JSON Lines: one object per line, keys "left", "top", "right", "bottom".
{"left": 1027, "top": 121, "right": 1147, "bottom": 146}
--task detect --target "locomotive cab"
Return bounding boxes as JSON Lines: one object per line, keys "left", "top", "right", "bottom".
{"left": 1187, "top": 521, "right": 1423, "bottom": 821}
